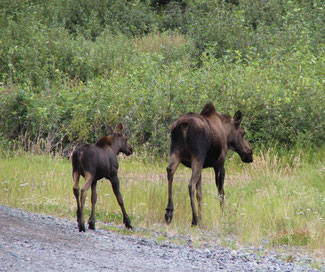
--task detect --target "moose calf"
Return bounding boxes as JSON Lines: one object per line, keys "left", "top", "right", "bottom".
{"left": 72, "top": 123, "right": 133, "bottom": 232}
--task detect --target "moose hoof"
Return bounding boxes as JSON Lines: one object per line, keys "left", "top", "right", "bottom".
{"left": 191, "top": 218, "right": 199, "bottom": 227}
{"left": 79, "top": 223, "right": 86, "bottom": 232}
{"left": 124, "top": 220, "right": 133, "bottom": 229}
{"left": 88, "top": 222, "right": 95, "bottom": 230}
{"left": 165, "top": 209, "right": 173, "bottom": 225}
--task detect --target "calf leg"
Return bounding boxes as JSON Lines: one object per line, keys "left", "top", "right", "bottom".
{"left": 110, "top": 176, "right": 132, "bottom": 229}
{"left": 73, "top": 171, "right": 81, "bottom": 226}
{"left": 189, "top": 160, "right": 203, "bottom": 226}
{"left": 165, "top": 152, "right": 180, "bottom": 224}
{"left": 88, "top": 180, "right": 98, "bottom": 230}
{"left": 196, "top": 174, "right": 202, "bottom": 223}
{"left": 214, "top": 166, "right": 225, "bottom": 210}
{"left": 79, "top": 171, "right": 93, "bottom": 232}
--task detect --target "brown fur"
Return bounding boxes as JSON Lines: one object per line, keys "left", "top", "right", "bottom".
{"left": 200, "top": 102, "right": 217, "bottom": 117}
{"left": 95, "top": 136, "right": 113, "bottom": 147}
{"left": 165, "top": 103, "right": 253, "bottom": 226}
{"left": 72, "top": 123, "right": 133, "bottom": 232}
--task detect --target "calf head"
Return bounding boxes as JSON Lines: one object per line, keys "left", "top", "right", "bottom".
{"left": 228, "top": 111, "right": 253, "bottom": 163}
{"left": 114, "top": 123, "right": 133, "bottom": 156}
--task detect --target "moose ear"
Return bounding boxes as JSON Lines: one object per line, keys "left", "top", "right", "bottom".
{"left": 105, "top": 125, "right": 114, "bottom": 135}
{"left": 233, "top": 110, "right": 242, "bottom": 127}
{"left": 116, "top": 123, "right": 124, "bottom": 135}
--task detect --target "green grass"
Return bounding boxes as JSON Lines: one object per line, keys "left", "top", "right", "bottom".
{"left": 0, "top": 148, "right": 324, "bottom": 255}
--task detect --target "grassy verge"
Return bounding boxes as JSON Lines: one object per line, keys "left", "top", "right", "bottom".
{"left": 0, "top": 148, "right": 324, "bottom": 256}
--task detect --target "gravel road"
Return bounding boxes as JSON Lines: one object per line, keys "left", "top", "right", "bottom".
{"left": 0, "top": 205, "right": 323, "bottom": 271}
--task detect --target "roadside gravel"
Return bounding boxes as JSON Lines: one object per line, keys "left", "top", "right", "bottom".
{"left": 0, "top": 205, "right": 323, "bottom": 271}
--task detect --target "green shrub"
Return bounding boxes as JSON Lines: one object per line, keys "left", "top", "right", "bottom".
{"left": 0, "top": 0, "right": 324, "bottom": 155}
{"left": 185, "top": 0, "right": 324, "bottom": 61}
{"left": 2, "top": 44, "right": 323, "bottom": 155}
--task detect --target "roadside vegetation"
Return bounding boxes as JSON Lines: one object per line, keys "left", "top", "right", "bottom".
{"left": 0, "top": 0, "right": 324, "bottom": 259}
{"left": 0, "top": 148, "right": 324, "bottom": 256}
{"left": 1, "top": 0, "right": 324, "bottom": 153}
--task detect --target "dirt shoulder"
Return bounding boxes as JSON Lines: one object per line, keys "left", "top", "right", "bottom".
{"left": 0, "top": 205, "right": 322, "bottom": 271}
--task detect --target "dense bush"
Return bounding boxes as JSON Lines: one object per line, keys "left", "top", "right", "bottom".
{"left": 1, "top": 46, "right": 324, "bottom": 154}
{"left": 185, "top": 0, "right": 325, "bottom": 60}
{"left": 0, "top": 0, "right": 324, "bottom": 155}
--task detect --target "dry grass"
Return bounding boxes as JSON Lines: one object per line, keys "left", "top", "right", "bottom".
{"left": 0, "top": 149, "right": 324, "bottom": 257}
{"left": 134, "top": 31, "right": 188, "bottom": 55}
{"left": 242, "top": 149, "right": 303, "bottom": 178}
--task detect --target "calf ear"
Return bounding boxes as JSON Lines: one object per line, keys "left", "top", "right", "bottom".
{"left": 234, "top": 111, "right": 242, "bottom": 127}
{"left": 105, "top": 125, "right": 114, "bottom": 135}
{"left": 116, "top": 123, "right": 124, "bottom": 135}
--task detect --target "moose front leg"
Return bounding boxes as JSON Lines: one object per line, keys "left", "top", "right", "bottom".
{"left": 214, "top": 166, "right": 225, "bottom": 210}
{"left": 110, "top": 176, "right": 132, "bottom": 229}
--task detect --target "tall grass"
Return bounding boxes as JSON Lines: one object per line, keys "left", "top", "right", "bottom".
{"left": 0, "top": 147, "right": 324, "bottom": 255}
{"left": 134, "top": 31, "right": 189, "bottom": 55}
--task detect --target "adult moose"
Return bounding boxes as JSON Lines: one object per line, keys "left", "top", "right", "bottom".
{"left": 165, "top": 103, "right": 253, "bottom": 226}
{"left": 72, "top": 123, "right": 133, "bottom": 232}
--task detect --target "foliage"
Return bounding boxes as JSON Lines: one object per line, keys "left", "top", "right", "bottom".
{"left": 1, "top": 46, "right": 324, "bottom": 154}
{"left": 0, "top": 0, "right": 324, "bottom": 154}
{"left": 185, "top": 0, "right": 325, "bottom": 59}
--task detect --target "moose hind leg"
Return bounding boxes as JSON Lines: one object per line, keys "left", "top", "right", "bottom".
{"left": 165, "top": 153, "right": 180, "bottom": 224}
{"left": 110, "top": 176, "right": 132, "bottom": 229}
{"left": 196, "top": 174, "right": 202, "bottom": 223}
{"left": 189, "top": 161, "right": 203, "bottom": 226}
{"left": 73, "top": 171, "right": 81, "bottom": 227}
{"left": 79, "top": 172, "right": 93, "bottom": 232}
{"left": 88, "top": 181, "right": 97, "bottom": 230}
